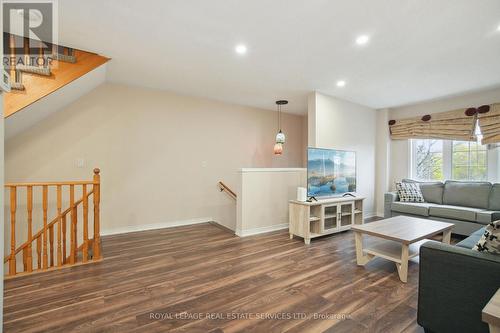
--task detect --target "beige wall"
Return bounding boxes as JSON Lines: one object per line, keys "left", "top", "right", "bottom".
{"left": 5, "top": 83, "right": 306, "bottom": 235}
{"left": 236, "top": 168, "right": 306, "bottom": 236}
{"left": 308, "top": 92, "right": 377, "bottom": 216}
{"left": 387, "top": 86, "right": 500, "bottom": 186}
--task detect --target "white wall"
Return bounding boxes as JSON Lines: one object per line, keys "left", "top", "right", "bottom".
{"left": 236, "top": 168, "right": 306, "bottom": 236}
{"left": 375, "top": 109, "right": 391, "bottom": 216}
{"left": 307, "top": 93, "right": 316, "bottom": 147}
{"left": 308, "top": 92, "right": 377, "bottom": 217}
{"left": 388, "top": 86, "right": 500, "bottom": 185}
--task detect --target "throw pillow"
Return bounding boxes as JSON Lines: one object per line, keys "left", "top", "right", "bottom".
{"left": 473, "top": 220, "right": 500, "bottom": 254}
{"left": 395, "top": 182, "right": 424, "bottom": 203}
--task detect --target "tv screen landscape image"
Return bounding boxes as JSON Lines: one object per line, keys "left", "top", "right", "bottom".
{"left": 307, "top": 147, "right": 356, "bottom": 197}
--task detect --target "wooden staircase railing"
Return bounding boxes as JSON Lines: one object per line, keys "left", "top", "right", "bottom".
{"left": 4, "top": 169, "right": 102, "bottom": 278}
{"left": 218, "top": 181, "right": 237, "bottom": 200}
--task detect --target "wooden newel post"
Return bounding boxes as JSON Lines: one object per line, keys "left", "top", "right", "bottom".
{"left": 93, "top": 168, "right": 101, "bottom": 259}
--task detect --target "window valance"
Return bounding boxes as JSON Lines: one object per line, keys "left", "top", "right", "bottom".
{"left": 388, "top": 103, "right": 500, "bottom": 144}
{"left": 479, "top": 103, "right": 500, "bottom": 144}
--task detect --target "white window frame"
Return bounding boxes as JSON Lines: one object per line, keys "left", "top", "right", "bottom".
{"left": 410, "top": 139, "right": 499, "bottom": 182}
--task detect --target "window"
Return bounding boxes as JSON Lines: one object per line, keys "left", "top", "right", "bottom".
{"left": 411, "top": 139, "right": 498, "bottom": 181}
{"left": 452, "top": 141, "right": 488, "bottom": 181}
{"left": 413, "top": 139, "right": 444, "bottom": 180}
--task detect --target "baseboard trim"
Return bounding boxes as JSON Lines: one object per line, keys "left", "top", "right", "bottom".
{"left": 209, "top": 221, "right": 236, "bottom": 235}
{"left": 235, "top": 223, "right": 289, "bottom": 237}
{"left": 364, "top": 212, "right": 378, "bottom": 219}
{"left": 101, "top": 217, "right": 213, "bottom": 236}
{"left": 102, "top": 212, "right": 380, "bottom": 238}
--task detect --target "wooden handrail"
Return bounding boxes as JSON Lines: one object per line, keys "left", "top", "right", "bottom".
{"left": 218, "top": 181, "right": 237, "bottom": 200}
{"left": 5, "top": 181, "right": 98, "bottom": 187}
{"left": 4, "top": 168, "right": 102, "bottom": 277}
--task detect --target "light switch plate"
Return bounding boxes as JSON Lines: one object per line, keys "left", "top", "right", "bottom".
{"left": 76, "top": 158, "right": 85, "bottom": 168}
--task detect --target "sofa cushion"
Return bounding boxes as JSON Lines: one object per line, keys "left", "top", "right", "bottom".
{"left": 456, "top": 227, "right": 485, "bottom": 249}
{"left": 391, "top": 202, "right": 434, "bottom": 216}
{"left": 490, "top": 184, "right": 500, "bottom": 210}
{"left": 429, "top": 205, "right": 485, "bottom": 222}
{"left": 476, "top": 211, "right": 500, "bottom": 225}
{"left": 403, "top": 179, "right": 444, "bottom": 204}
{"left": 442, "top": 180, "right": 492, "bottom": 209}
{"left": 473, "top": 221, "right": 500, "bottom": 254}
{"left": 420, "top": 183, "right": 445, "bottom": 204}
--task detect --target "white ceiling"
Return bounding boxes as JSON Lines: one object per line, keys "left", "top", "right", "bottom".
{"left": 59, "top": 0, "right": 500, "bottom": 114}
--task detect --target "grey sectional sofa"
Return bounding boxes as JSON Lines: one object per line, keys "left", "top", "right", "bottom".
{"left": 418, "top": 229, "right": 500, "bottom": 333}
{"left": 385, "top": 180, "right": 500, "bottom": 236}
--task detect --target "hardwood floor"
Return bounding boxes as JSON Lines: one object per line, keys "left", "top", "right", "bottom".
{"left": 4, "top": 222, "right": 431, "bottom": 333}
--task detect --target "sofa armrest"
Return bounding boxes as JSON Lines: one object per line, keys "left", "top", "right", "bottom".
{"left": 384, "top": 192, "right": 398, "bottom": 218}
{"left": 418, "top": 241, "right": 500, "bottom": 333}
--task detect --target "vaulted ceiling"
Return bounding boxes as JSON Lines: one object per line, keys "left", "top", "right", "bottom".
{"left": 59, "top": 0, "right": 500, "bottom": 114}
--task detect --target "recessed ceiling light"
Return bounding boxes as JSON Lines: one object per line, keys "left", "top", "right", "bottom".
{"left": 336, "top": 80, "right": 346, "bottom": 87}
{"left": 355, "top": 35, "right": 370, "bottom": 45}
{"left": 235, "top": 44, "right": 247, "bottom": 55}
{"left": 497, "top": 24, "right": 500, "bottom": 31}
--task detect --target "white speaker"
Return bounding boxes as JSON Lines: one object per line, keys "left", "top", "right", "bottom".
{"left": 297, "top": 187, "right": 307, "bottom": 202}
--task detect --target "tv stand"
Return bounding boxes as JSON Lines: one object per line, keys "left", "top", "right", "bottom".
{"left": 289, "top": 196, "right": 365, "bottom": 244}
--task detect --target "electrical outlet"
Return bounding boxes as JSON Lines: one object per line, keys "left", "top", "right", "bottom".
{"left": 201, "top": 161, "right": 208, "bottom": 168}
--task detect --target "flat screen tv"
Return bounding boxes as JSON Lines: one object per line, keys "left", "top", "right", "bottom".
{"left": 307, "top": 147, "right": 356, "bottom": 198}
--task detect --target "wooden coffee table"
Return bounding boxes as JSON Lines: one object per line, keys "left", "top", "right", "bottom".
{"left": 351, "top": 216, "right": 454, "bottom": 283}
{"left": 483, "top": 288, "right": 500, "bottom": 333}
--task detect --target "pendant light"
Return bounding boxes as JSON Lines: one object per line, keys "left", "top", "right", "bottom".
{"left": 274, "top": 100, "right": 287, "bottom": 155}
{"left": 273, "top": 142, "right": 283, "bottom": 155}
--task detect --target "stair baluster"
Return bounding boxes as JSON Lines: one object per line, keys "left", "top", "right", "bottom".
{"left": 82, "top": 184, "right": 89, "bottom": 263}
{"left": 9, "top": 187, "right": 17, "bottom": 275}
{"left": 57, "top": 185, "right": 63, "bottom": 267}
{"left": 27, "top": 186, "right": 33, "bottom": 272}
{"left": 42, "top": 185, "right": 48, "bottom": 269}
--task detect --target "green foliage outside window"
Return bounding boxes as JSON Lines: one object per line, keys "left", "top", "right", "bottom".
{"left": 415, "top": 140, "right": 444, "bottom": 181}
{"left": 452, "top": 141, "right": 487, "bottom": 181}
{"left": 414, "top": 139, "right": 488, "bottom": 181}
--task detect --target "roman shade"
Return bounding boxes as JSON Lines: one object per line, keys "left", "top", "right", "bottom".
{"left": 478, "top": 103, "right": 500, "bottom": 144}
{"left": 388, "top": 103, "right": 500, "bottom": 144}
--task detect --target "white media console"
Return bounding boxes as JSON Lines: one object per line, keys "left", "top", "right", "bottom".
{"left": 289, "top": 196, "right": 365, "bottom": 244}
